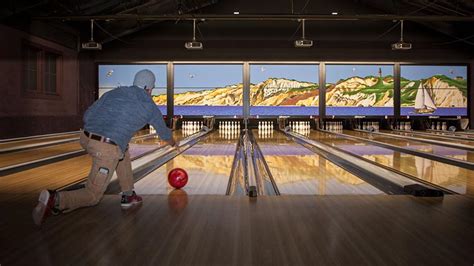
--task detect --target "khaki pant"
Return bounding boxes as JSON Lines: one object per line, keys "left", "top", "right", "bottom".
{"left": 58, "top": 132, "right": 134, "bottom": 212}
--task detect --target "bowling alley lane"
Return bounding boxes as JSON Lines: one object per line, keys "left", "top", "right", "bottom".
{"left": 0, "top": 131, "right": 181, "bottom": 202}
{"left": 255, "top": 130, "right": 383, "bottom": 195}
{"left": 343, "top": 130, "right": 474, "bottom": 163}
{"left": 0, "top": 129, "right": 158, "bottom": 171}
{"left": 310, "top": 130, "right": 474, "bottom": 195}
{"left": 385, "top": 130, "right": 474, "bottom": 147}
{"left": 427, "top": 130, "right": 474, "bottom": 138}
{"left": 127, "top": 132, "right": 180, "bottom": 157}
{"left": 0, "top": 142, "right": 82, "bottom": 169}
{"left": 0, "top": 132, "right": 79, "bottom": 151}
{"left": 133, "top": 131, "right": 237, "bottom": 195}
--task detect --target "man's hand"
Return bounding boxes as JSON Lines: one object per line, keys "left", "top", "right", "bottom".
{"left": 166, "top": 137, "right": 177, "bottom": 147}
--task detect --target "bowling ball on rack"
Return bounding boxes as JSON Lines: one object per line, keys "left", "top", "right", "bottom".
{"left": 168, "top": 168, "right": 188, "bottom": 189}
{"left": 448, "top": 126, "right": 456, "bottom": 132}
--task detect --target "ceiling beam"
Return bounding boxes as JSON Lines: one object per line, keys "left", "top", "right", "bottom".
{"left": 101, "top": 0, "right": 218, "bottom": 44}
{"left": 33, "top": 13, "right": 474, "bottom": 22}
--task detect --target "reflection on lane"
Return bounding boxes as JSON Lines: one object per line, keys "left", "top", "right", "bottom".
{"left": 344, "top": 130, "right": 474, "bottom": 163}
{"left": 425, "top": 130, "right": 474, "bottom": 139}
{"left": 0, "top": 133, "right": 80, "bottom": 150}
{"left": 0, "top": 129, "right": 156, "bottom": 168}
{"left": 128, "top": 131, "right": 184, "bottom": 159}
{"left": 388, "top": 130, "right": 474, "bottom": 147}
{"left": 311, "top": 130, "right": 474, "bottom": 195}
{"left": 0, "top": 142, "right": 82, "bottom": 168}
{"left": 134, "top": 132, "right": 236, "bottom": 195}
{"left": 257, "top": 131, "right": 383, "bottom": 195}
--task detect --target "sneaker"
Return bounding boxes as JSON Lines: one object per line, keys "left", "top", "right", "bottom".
{"left": 32, "top": 190, "right": 59, "bottom": 226}
{"left": 121, "top": 191, "right": 143, "bottom": 208}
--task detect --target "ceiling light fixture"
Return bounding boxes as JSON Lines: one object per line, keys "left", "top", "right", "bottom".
{"left": 185, "top": 19, "right": 203, "bottom": 50}
{"left": 391, "top": 20, "right": 412, "bottom": 50}
{"left": 294, "top": 19, "right": 313, "bottom": 48}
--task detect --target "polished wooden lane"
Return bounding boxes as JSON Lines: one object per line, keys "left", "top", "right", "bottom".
{"left": 0, "top": 132, "right": 180, "bottom": 203}
{"left": 344, "top": 130, "right": 474, "bottom": 163}
{"left": 0, "top": 129, "right": 151, "bottom": 152}
{"left": 256, "top": 131, "right": 383, "bottom": 195}
{"left": 310, "top": 131, "right": 474, "bottom": 196}
{"left": 0, "top": 156, "right": 92, "bottom": 202}
{"left": 1, "top": 194, "right": 473, "bottom": 265}
{"left": 0, "top": 142, "right": 82, "bottom": 169}
{"left": 427, "top": 129, "right": 474, "bottom": 138}
{"left": 0, "top": 133, "right": 79, "bottom": 150}
{"left": 388, "top": 130, "right": 474, "bottom": 146}
{"left": 0, "top": 130, "right": 161, "bottom": 170}
{"left": 132, "top": 132, "right": 237, "bottom": 195}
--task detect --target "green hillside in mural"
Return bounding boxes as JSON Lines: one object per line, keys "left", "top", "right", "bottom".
{"left": 150, "top": 74, "right": 466, "bottom": 108}
{"left": 152, "top": 78, "right": 320, "bottom": 106}
{"left": 401, "top": 75, "right": 467, "bottom": 107}
{"left": 326, "top": 75, "right": 394, "bottom": 107}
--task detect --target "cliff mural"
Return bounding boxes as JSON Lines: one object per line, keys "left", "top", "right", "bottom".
{"left": 400, "top": 65, "right": 467, "bottom": 116}
{"left": 326, "top": 75, "right": 394, "bottom": 107}
{"left": 325, "top": 65, "right": 394, "bottom": 116}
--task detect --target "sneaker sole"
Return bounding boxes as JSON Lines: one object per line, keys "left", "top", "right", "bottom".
{"left": 121, "top": 201, "right": 142, "bottom": 208}
{"left": 32, "top": 190, "right": 50, "bottom": 226}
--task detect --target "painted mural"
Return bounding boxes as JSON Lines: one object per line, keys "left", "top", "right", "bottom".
{"left": 325, "top": 65, "right": 394, "bottom": 116}
{"left": 250, "top": 65, "right": 319, "bottom": 116}
{"left": 98, "top": 64, "right": 167, "bottom": 114}
{"left": 400, "top": 65, "right": 467, "bottom": 116}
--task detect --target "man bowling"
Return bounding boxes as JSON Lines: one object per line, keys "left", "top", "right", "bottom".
{"left": 33, "top": 69, "right": 177, "bottom": 226}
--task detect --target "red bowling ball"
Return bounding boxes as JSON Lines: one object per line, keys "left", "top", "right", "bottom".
{"left": 168, "top": 168, "right": 188, "bottom": 189}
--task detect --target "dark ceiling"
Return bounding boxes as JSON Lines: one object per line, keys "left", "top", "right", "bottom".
{"left": 1, "top": 0, "right": 473, "bottom": 51}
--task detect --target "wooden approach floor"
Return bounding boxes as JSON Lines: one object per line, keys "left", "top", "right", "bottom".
{"left": 1, "top": 194, "right": 474, "bottom": 265}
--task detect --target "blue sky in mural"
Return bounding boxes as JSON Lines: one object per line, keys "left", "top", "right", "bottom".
{"left": 250, "top": 64, "right": 319, "bottom": 83}
{"left": 401, "top": 65, "right": 467, "bottom": 80}
{"left": 326, "top": 65, "right": 394, "bottom": 83}
{"left": 98, "top": 65, "right": 167, "bottom": 88}
{"left": 174, "top": 65, "right": 242, "bottom": 89}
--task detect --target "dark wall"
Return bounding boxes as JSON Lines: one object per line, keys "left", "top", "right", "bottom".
{"left": 470, "top": 61, "right": 474, "bottom": 128}
{"left": 0, "top": 24, "right": 94, "bottom": 138}
{"left": 93, "top": 10, "right": 474, "bottom": 63}
{"left": 78, "top": 52, "right": 98, "bottom": 115}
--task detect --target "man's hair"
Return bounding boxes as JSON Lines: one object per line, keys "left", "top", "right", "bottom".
{"left": 133, "top": 69, "right": 156, "bottom": 90}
